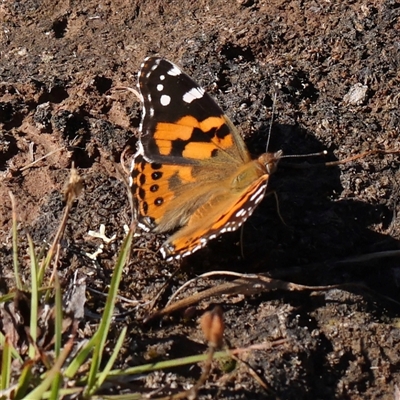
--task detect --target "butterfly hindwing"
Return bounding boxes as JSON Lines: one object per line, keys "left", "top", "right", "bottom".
{"left": 160, "top": 174, "right": 270, "bottom": 259}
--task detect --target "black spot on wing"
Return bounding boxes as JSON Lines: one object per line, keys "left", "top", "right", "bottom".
{"left": 131, "top": 168, "right": 140, "bottom": 180}
{"left": 151, "top": 162, "right": 162, "bottom": 170}
{"left": 216, "top": 122, "right": 231, "bottom": 139}
{"left": 139, "top": 174, "right": 146, "bottom": 185}
{"left": 138, "top": 187, "right": 145, "bottom": 200}
{"left": 151, "top": 171, "right": 162, "bottom": 180}
{"left": 171, "top": 139, "right": 187, "bottom": 157}
{"left": 190, "top": 127, "right": 213, "bottom": 142}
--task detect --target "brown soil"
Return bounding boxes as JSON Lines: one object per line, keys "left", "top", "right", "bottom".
{"left": 1, "top": 0, "right": 400, "bottom": 398}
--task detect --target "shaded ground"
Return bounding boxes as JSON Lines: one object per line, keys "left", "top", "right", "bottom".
{"left": 1, "top": 0, "right": 400, "bottom": 398}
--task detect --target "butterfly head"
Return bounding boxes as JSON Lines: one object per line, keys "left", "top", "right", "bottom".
{"left": 258, "top": 150, "right": 283, "bottom": 175}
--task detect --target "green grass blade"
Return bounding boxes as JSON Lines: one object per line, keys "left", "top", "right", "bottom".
{"left": 36, "top": 244, "right": 49, "bottom": 286}
{"left": 64, "top": 334, "right": 98, "bottom": 378}
{"left": 0, "top": 292, "right": 15, "bottom": 303}
{"left": 91, "top": 394, "right": 141, "bottom": 400}
{"left": 49, "top": 372, "right": 62, "bottom": 400}
{"left": 0, "top": 331, "right": 23, "bottom": 363}
{"left": 84, "top": 224, "right": 134, "bottom": 396}
{"left": 13, "top": 361, "right": 33, "bottom": 400}
{"left": 94, "top": 326, "right": 127, "bottom": 392}
{"left": 54, "top": 272, "right": 62, "bottom": 357}
{"left": 107, "top": 349, "right": 232, "bottom": 377}
{"left": 27, "top": 234, "right": 39, "bottom": 360}
{"left": 23, "top": 363, "right": 60, "bottom": 399}
{"left": 39, "top": 387, "right": 82, "bottom": 399}
{"left": 1, "top": 336, "right": 12, "bottom": 390}
{"left": 23, "top": 334, "right": 73, "bottom": 399}
{"left": 41, "top": 273, "right": 63, "bottom": 400}
{"left": 10, "top": 192, "right": 22, "bottom": 290}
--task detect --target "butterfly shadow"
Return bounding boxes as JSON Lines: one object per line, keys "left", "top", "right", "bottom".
{"left": 185, "top": 122, "right": 400, "bottom": 305}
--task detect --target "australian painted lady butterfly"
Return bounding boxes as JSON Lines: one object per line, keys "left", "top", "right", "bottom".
{"left": 130, "top": 57, "right": 282, "bottom": 260}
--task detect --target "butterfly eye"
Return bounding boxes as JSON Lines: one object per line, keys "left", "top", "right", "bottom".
{"left": 266, "top": 161, "right": 278, "bottom": 174}
{"left": 259, "top": 151, "right": 282, "bottom": 174}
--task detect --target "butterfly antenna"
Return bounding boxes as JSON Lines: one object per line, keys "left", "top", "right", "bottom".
{"left": 265, "top": 84, "right": 278, "bottom": 153}
{"left": 281, "top": 150, "right": 328, "bottom": 160}
{"left": 281, "top": 148, "right": 400, "bottom": 169}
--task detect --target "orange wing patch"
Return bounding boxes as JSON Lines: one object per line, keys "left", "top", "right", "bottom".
{"left": 132, "top": 156, "right": 196, "bottom": 226}
{"left": 153, "top": 115, "right": 234, "bottom": 159}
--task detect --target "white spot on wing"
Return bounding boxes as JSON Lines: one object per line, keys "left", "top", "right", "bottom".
{"left": 192, "top": 245, "right": 202, "bottom": 253}
{"left": 167, "top": 65, "right": 181, "bottom": 76}
{"left": 142, "top": 153, "right": 153, "bottom": 163}
{"left": 160, "top": 94, "right": 171, "bottom": 106}
{"left": 160, "top": 75, "right": 165, "bottom": 81}
{"left": 235, "top": 209, "right": 246, "bottom": 218}
{"left": 130, "top": 141, "right": 145, "bottom": 173}
{"left": 250, "top": 183, "right": 267, "bottom": 203}
{"left": 157, "top": 84, "right": 163, "bottom": 91}
{"left": 138, "top": 222, "right": 151, "bottom": 232}
{"left": 183, "top": 87, "right": 205, "bottom": 104}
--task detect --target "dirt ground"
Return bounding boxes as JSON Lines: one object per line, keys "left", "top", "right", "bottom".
{"left": 1, "top": 0, "right": 400, "bottom": 398}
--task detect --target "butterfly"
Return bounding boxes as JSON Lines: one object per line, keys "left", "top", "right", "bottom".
{"left": 130, "top": 57, "right": 282, "bottom": 260}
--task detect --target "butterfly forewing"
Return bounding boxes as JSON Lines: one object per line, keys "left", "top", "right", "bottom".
{"left": 137, "top": 57, "right": 250, "bottom": 165}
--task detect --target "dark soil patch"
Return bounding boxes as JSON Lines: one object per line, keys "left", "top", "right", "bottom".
{"left": 1, "top": 0, "right": 400, "bottom": 398}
